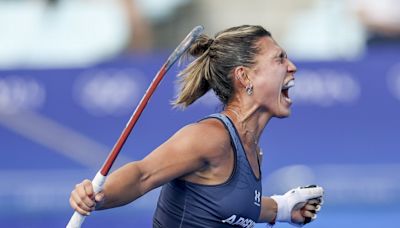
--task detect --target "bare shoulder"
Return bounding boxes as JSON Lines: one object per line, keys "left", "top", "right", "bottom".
{"left": 170, "top": 117, "right": 231, "bottom": 159}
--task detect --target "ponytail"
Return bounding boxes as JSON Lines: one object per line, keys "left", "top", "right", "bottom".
{"left": 173, "top": 34, "right": 214, "bottom": 108}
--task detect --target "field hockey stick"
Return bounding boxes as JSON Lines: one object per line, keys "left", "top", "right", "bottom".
{"left": 66, "top": 25, "right": 204, "bottom": 228}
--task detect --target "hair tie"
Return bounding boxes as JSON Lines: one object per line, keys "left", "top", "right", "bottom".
{"left": 208, "top": 38, "right": 214, "bottom": 47}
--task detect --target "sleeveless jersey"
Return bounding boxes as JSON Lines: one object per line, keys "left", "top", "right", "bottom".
{"left": 153, "top": 113, "right": 262, "bottom": 228}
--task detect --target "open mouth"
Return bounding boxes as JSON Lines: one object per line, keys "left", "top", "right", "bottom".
{"left": 281, "top": 79, "right": 295, "bottom": 102}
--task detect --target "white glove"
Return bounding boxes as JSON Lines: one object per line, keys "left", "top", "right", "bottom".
{"left": 270, "top": 185, "right": 324, "bottom": 226}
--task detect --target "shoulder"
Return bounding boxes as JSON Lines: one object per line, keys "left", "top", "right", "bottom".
{"left": 169, "top": 117, "right": 231, "bottom": 160}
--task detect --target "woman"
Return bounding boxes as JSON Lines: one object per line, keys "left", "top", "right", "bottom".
{"left": 70, "top": 25, "right": 324, "bottom": 227}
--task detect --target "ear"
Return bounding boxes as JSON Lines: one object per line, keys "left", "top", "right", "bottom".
{"left": 233, "top": 66, "right": 251, "bottom": 89}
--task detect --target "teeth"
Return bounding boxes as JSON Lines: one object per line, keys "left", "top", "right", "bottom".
{"left": 284, "top": 96, "right": 292, "bottom": 103}
{"left": 282, "top": 80, "right": 295, "bottom": 90}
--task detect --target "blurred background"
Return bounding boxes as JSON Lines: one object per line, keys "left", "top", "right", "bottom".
{"left": 0, "top": 0, "right": 399, "bottom": 227}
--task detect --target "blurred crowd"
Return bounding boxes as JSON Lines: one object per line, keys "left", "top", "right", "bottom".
{"left": 0, "top": 0, "right": 399, "bottom": 68}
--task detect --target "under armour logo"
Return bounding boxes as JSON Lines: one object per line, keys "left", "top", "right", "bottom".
{"left": 254, "top": 190, "right": 261, "bottom": 206}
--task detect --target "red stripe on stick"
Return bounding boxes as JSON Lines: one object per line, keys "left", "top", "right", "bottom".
{"left": 100, "top": 64, "right": 168, "bottom": 176}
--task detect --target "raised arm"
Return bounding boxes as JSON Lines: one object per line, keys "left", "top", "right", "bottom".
{"left": 69, "top": 120, "right": 229, "bottom": 215}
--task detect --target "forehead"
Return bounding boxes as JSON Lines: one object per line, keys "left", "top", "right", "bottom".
{"left": 256, "top": 36, "right": 284, "bottom": 57}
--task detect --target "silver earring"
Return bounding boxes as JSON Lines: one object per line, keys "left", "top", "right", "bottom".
{"left": 246, "top": 84, "right": 253, "bottom": 95}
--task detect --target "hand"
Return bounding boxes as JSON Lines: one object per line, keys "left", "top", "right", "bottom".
{"left": 291, "top": 197, "right": 323, "bottom": 225}
{"left": 271, "top": 185, "right": 324, "bottom": 226}
{"left": 69, "top": 179, "right": 105, "bottom": 216}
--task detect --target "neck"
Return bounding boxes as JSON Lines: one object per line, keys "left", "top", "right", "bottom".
{"left": 223, "top": 102, "right": 272, "bottom": 149}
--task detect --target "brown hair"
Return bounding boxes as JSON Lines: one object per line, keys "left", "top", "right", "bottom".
{"left": 173, "top": 25, "right": 271, "bottom": 108}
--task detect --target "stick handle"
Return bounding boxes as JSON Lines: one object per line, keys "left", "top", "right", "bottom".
{"left": 66, "top": 172, "right": 106, "bottom": 228}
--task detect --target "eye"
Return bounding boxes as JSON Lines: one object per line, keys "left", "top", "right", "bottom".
{"left": 277, "top": 55, "right": 285, "bottom": 64}
{"left": 278, "top": 52, "right": 287, "bottom": 64}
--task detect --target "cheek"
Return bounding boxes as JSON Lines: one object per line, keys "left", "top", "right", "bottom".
{"left": 254, "top": 78, "right": 280, "bottom": 104}
{"left": 255, "top": 75, "right": 281, "bottom": 96}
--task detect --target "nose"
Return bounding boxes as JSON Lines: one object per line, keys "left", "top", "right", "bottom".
{"left": 287, "top": 59, "right": 297, "bottom": 74}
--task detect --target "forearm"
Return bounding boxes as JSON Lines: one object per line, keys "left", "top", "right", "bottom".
{"left": 96, "top": 162, "right": 149, "bottom": 210}
{"left": 258, "top": 196, "right": 278, "bottom": 223}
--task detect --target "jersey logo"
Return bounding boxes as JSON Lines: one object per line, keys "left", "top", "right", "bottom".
{"left": 222, "top": 215, "right": 255, "bottom": 228}
{"left": 254, "top": 190, "right": 261, "bottom": 206}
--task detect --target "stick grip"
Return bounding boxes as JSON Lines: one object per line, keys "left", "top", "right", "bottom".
{"left": 66, "top": 172, "right": 107, "bottom": 228}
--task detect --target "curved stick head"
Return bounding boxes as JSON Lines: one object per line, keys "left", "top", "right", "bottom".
{"left": 165, "top": 25, "right": 205, "bottom": 70}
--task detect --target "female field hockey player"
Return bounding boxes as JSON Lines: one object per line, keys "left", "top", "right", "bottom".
{"left": 70, "top": 25, "right": 324, "bottom": 227}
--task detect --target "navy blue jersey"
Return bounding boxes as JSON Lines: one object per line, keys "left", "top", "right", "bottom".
{"left": 153, "top": 113, "right": 262, "bottom": 228}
